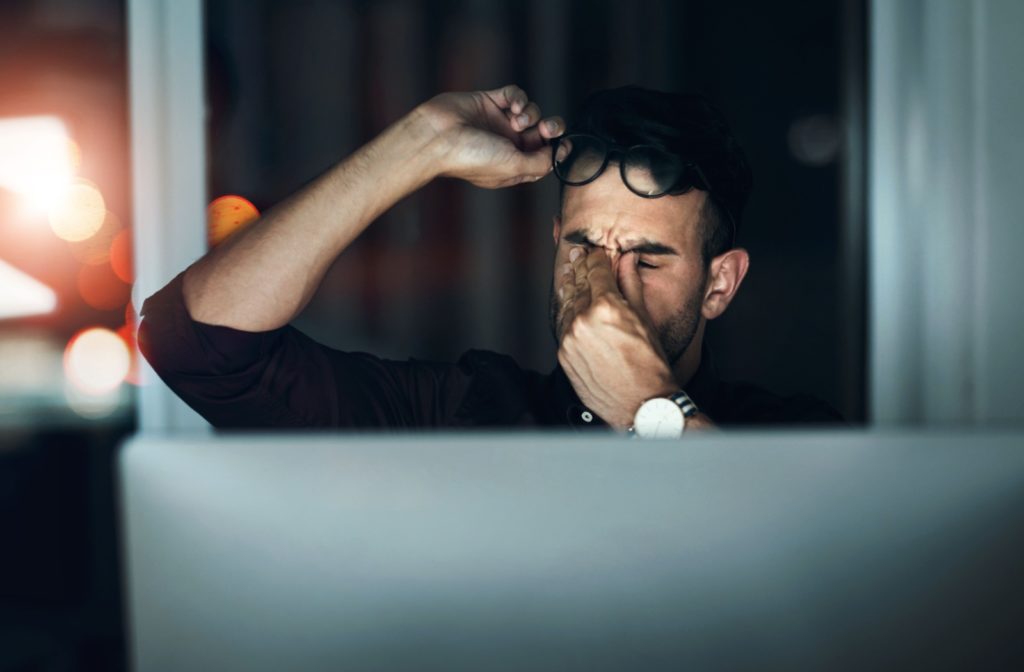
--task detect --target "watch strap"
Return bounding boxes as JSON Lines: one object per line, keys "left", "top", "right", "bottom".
{"left": 668, "top": 390, "right": 699, "bottom": 418}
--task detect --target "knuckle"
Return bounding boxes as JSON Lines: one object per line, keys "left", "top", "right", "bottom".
{"left": 590, "top": 296, "right": 617, "bottom": 317}
{"left": 566, "top": 316, "right": 585, "bottom": 340}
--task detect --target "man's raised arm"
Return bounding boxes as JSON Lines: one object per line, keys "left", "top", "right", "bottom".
{"left": 183, "top": 84, "right": 564, "bottom": 332}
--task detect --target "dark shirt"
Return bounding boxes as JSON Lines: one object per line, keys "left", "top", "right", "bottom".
{"left": 139, "top": 273, "right": 843, "bottom": 430}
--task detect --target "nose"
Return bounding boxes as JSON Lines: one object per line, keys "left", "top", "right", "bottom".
{"left": 602, "top": 247, "right": 633, "bottom": 291}
{"left": 599, "top": 247, "right": 621, "bottom": 275}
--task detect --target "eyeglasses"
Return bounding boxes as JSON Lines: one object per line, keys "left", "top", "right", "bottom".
{"left": 551, "top": 133, "right": 736, "bottom": 241}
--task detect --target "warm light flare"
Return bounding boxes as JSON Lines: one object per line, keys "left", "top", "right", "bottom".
{"left": 208, "top": 194, "right": 260, "bottom": 246}
{"left": 69, "top": 210, "right": 122, "bottom": 265}
{"left": 49, "top": 179, "right": 106, "bottom": 242}
{"left": 63, "top": 327, "right": 130, "bottom": 395}
{"left": 77, "top": 262, "right": 130, "bottom": 311}
{"left": 0, "top": 116, "right": 76, "bottom": 215}
{"left": 0, "top": 259, "right": 57, "bottom": 320}
{"left": 110, "top": 228, "right": 133, "bottom": 283}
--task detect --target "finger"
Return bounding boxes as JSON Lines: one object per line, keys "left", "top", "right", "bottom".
{"left": 539, "top": 116, "right": 565, "bottom": 140}
{"left": 570, "top": 245, "right": 589, "bottom": 289}
{"left": 518, "top": 116, "right": 565, "bottom": 153}
{"left": 557, "top": 262, "right": 575, "bottom": 302}
{"left": 486, "top": 84, "right": 528, "bottom": 114}
{"left": 556, "top": 262, "right": 578, "bottom": 340}
{"left": 557, "top": 300, "right": 575, "bottom": 342}
{"left": 508, "top": 146, "right": 554, "bottom": 181}
{"left": 510, "top": 101, "right": 541, "bottom": 132}
{"left": 619, "top": 252, "right": 651, "bottom": 321}
{"left": 571, "top": 246, "right": 592, "bottom": 313}
{"left": 584, "top": 249, "right": 620, "bottom": 298}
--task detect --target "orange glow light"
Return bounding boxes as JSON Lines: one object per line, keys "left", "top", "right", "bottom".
{"left": 109, "top": 228, "right": 134, "bottom": 283}
{"left": 116, "top": 322, "right": 143, "bottom": 386}
{"left": 49, "top": 179, "right": 106, "bottom": 242}
{"left": 77, "top": 262, "right": 130, "bottom": 311}
{"left": 208, "top": 194, "right": 259, "bottom": 247}
{"left": 69, "top": 210, "right": 122, "bottom": 265}
{"left": 64, "top": 327, "right": 131, "bottom": 395}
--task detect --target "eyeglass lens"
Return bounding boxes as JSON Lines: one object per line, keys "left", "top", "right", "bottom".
{"left": 622, "top": 145, "right": 685, "bottom": 197}
{"left": 553, "top": 135, "right": 691, "bottom": 197}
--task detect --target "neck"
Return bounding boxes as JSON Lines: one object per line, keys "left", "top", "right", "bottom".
{"left": 672, "top": 321, "right": 705, "bottom": 389}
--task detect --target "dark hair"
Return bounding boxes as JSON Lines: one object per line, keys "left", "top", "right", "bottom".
{"left": 560, "top": 86, "right": 753, "bottom": 265}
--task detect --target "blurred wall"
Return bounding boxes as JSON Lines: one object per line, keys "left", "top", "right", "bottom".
{"left": 870, "top": 0, "right": 1024, "bottom": 425}
{"left": 205, "top": 0, "right": 866, "bottom": 421}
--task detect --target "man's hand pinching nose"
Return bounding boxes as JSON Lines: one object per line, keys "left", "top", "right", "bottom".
{"left": 556, "top": 247, "right": 678, "bottom": 429}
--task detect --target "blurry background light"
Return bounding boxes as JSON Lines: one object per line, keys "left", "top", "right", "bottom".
{"left": 109, "top": 228, "right": 133, "bottom": 283}
{"left": 116, "top": 322, "right": 142, "bottom": 386}
{"left": 64, "top": 381, "right": 124, "bottom": 419}
{"left": 0, "top": 258, "right": 58, "bottom": 320}
{"left": 0, "top": 115, "right": 76, "bottom": 215}
{"left": 0, "top": 332, "right": 62, "bottom": 395}
{"left": 69, "top": 210, "right": 122, "bottom": 265}
{"left": 77, "top": 262, "right": 130, "bottom": 311}
{"left": 48, "top": 178, "right": 107, "bottom": 242}
{"left": 208, "top": 194, "right": 260, "bottom": 247}
{"left": 787, "top": 114, "right": 843, "bottom": 166}
{"left": 63, "top": 326, "right": 130, "bottom": 395}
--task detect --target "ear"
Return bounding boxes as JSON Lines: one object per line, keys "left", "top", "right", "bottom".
{"left": 701, "top": 248, "right": 750, "bottom": 320}
{"left": 552, "top": 215, "right": 562, "bottom": 247}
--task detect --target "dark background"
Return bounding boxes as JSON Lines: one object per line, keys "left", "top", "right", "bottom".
{"left": 0, "top": 0, "right": 864, "bottom": 669}
{"left": 206, "top": 0, "right": 866, "bottom": 423}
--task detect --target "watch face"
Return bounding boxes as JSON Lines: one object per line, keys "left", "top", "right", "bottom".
{"left": 634, "top": 397, "right": 685, "bottom": 439}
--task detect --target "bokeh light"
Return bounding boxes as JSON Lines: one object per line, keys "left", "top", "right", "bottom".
{"left": 69, "top": 210, "right": 122, "bottom": 265}
{"left": 116, "top": 322, "right": 142, "bottom": 386}
{"left": 119, "top": 301, "right": 144, "bottom": 386}
{"left": 63, "top": 327, "right": 131, "bottom": 395}
{"left": 208, "top": 194, "right": 259, "bottom": 247}
{"left": 0, "top": 116, "right": 76, "bottom": 215}
{"left": 787, "top": 114, "right": 842, "bottom": 166}
{"left": 125, "top": 301, "right": 137, "bottom": 331}
{"left": 77, "top": 262, "right": 130, "bottom": 311}
{"left": 49, "top": 178, "right": 107, "bottom": 242}
{"left": 109, "top": 228, "right": 133, "bottom": 283}
{"left": 64, "top": 382, "right": 123, "bottom": 419}
{"left": 0, "top": 259, "right": 57, "bottom": 320}
{"left": 0, "top": 332, "right": 61, "bottom": 395}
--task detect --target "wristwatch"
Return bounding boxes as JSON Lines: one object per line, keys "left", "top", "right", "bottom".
{"left": 630, "top": 390, "right": 699, "bottom": 439}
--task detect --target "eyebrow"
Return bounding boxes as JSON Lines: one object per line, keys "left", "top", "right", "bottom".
{"left": 563, "top": 229, "right": 679, "bottom": 256}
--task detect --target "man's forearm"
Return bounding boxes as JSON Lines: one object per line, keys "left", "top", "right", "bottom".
{"left": 183, "top": 108, "right": 442, "bottom": 332}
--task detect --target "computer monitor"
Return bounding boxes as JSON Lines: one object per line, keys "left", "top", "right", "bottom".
{"left": 119, "top": 430, "right": 1024, "bottom": 671}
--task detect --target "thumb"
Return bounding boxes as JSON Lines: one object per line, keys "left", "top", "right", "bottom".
{"left": 510, "top": 146, "right": 553, "bottom": 182}
{"left": 619, "top": 253, "right": 652, "bottom": 322}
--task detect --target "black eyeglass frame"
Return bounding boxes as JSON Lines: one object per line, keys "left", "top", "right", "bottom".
{"left": 550, "top": 132, "right": 737, "bottom": 245}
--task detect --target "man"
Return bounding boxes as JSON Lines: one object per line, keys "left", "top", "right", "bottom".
{"left": 139, "top": 84, "right": 841, "bottom": 434}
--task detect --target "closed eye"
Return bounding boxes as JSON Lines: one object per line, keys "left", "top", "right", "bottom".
{"left": 638, "top": 260, "right": 658, "bottom": 269}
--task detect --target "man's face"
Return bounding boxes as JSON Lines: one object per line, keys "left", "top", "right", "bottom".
{"left": 549, "top": 166, "right": 710, "bottom": 365}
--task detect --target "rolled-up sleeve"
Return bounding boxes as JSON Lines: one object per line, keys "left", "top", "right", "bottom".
{"left": 138, "top": 272, "right": 471, "bottom": 429}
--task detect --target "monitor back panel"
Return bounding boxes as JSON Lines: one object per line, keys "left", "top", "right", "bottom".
{"left": 120, "top": 431, "right": 1024, "bottom": 671}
